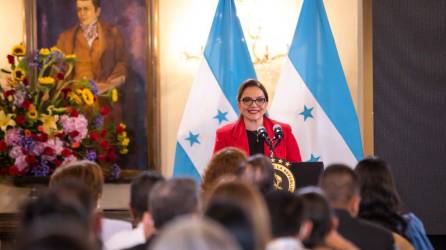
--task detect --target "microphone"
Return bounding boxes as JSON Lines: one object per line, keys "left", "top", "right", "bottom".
{"left": 257, "top": 126, "right": 269, "bottom": 142}
{"left": 273, "top": 124, "right": 283, "bottom": 141}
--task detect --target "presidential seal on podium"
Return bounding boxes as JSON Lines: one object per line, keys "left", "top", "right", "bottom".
{"left": 271, "top": 158, "right": 296, "bottom": 192}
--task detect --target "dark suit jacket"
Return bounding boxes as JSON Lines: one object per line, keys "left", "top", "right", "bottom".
{"left": 213, "top": 116, "right": 302, "bottom": 162}
{"left": 335, "top": 209, "right": 395, "bottom": 250}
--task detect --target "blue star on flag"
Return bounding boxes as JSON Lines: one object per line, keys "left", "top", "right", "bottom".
{"left": 185, "top": 131, "right": 200, "bottom": 147}
{"left": 307, "top": 154, "right": 321, "bottom": 162}
{"left": 213, "top": 109, "right": 228, "bottom": 124}
{"left": 299, "top": 105, "right": 314, "bottom": 121}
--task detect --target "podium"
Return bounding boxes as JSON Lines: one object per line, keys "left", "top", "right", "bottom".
{"left": 271, "top": 159, "right": 323, "bottom": 192}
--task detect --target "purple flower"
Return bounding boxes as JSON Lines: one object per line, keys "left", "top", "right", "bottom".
{"left": 93, "top": 116, "right": 104, "bottom": 129}
{"left": 89, "top": 80, "right": 99, "bottom": 96}
{"left": 30, "top": 160, "right": 50, "bottom": 177}
{"left": 86, "top": 150, "right": 97, "bottom": 161}
{"left": 19, "top": 137, "right": 34, "bottom": 151}
{"left": 110, "top": 164, "right": 121, "bottom": 180}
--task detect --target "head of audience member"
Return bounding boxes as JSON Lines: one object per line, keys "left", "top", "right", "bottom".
{"left": 205, "top": 198, "right": 256, "bottom": 250}
{"left": 355, "top": 156, "right": 403, "bottom": 212}
{"left": 149, "top": 178, "right": 199, "bottom": 230}
{"left": 151, "top": 216, "right": 241, "bottom": 250}
{"left": 18, "top": 181, "right": 99, "bottom": 249}
{"left": 238, "top": 154, "right": 274, "bottom": 195}
{"left": 319, "top": 164, "right": 361, "bottom": 217}
{"left": 50, "top": 160, "right": 104, "bottom": 208}
{"left": 265, "top": 190, "right": 311, "bottom": 242}
{"left": 355, "top": 157, "right": 407, "bottom": 235}
{"left": 201, "top": 147, "right": 247, "bottom": 195}
{"left": 16, "top": 218, "right": 97, "bottom": 250}
{"left": 130, "top": 171, "right": 165, "bottom": 223}
{"left": 206, "top": 180, "right": 271, "bottom": 250}
{"left": 297, "top": 187, "right": 335, "bottom": 249}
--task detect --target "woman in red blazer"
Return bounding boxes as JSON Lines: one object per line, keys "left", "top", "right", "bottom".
{"left": 213, "top": 79, "right": 302, "bottom": 163}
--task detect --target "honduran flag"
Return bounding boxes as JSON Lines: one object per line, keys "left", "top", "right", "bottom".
{"left": 172, "top": 0, "right": 256, "bottom": 181}
{"left": 270, "top": 0, "right": 363, "bottom": 167}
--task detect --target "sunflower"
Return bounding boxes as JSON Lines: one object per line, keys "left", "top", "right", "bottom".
{"left": 12, "top": 68, "right": 26, "bottom": 82}
{"left": 39, "top": 48, "right": 51, "bottom": 57}
{"left": 38, "top": 77, "right": 55, "bottom": 86}
{"left": 11, "top": 44, "right": 25, "bottom": 56}
{"left": 81, "top": 88, "right": 95, "bottom": 106}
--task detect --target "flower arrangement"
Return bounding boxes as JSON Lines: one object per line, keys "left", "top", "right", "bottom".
{"left": 0, "top": 44, "right": 129, "bottom": 179}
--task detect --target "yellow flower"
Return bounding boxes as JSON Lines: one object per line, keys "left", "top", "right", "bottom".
{"left": 27, "top": 105, "right": 38, "bottom": 120}
{"left": 11, "top": 44, "right": 25, "bottom": 56}
{"left": 121, "top": 137, "right": 130, "bottom": 146}
{"left": 120, "top": 148, "right": 129, "bottom": 154}
{"left": 38, "top": 77, "right": 55, "bottom": 86}
{"left": 39, "top": 114, "right": 59, "bottom": 135}
{"left": 81, "top": 88, "right": 95, "bottom": 106}
{"left": 12, "top": 68, "right": 26, "bottom": 81}
{"left": 39, "top": 48, "right": 51, "bottom": 57}
{"left": 111, "top": 89, "right": 118, "bottom": 102}
{"left": 50, "top": 47, "right": 62, "bottom": 53}
{"left": 68, "top": 92, "right": 82, "bottom": 105}
{"left": 0, "top": 110, "right": 16, "bottom": 131}
{"left": 65, "top": 54, "right": 77, "bottom": 62}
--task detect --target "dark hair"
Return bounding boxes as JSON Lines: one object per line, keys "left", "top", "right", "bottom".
{"left": 76, "top": 0, "right": 101, "bottom": 9}
{"left": 16, "top": 219, "right": 97, "bottom": 250}
{"left": 319, "top": 164, "right": 360, "bottom": 206}
{"left": 205, "top": 199, "right": 255, "bottom": 250}
{"left": 202, "top": 147, "right": 247, "bottom": 194}
{"left": 355, "top": 156, "right": 403, "bottom": 211}
{"left": 130, "top": 171, "right": 165, "bottom": 221}
{"left": 239, "top": 154, "right": 274, "bottom": 195}
{"left": 237, "top": 79, "right": 269, "bottom": 102}
{"left": 265, "top": 191, "right": 304, "bottom": 238}
{"left": 298, "top": 188, "right": 333, "bottom": 249}
{"left": 355, "top": 157, "right": 408, "bottom": 236}
{"left": 149, "top": 178, "right": 198, "bottom": 229}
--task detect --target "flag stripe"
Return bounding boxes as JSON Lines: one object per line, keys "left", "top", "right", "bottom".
{"left": 270, "top": 58, "right": 357, "bottom": 166}
{"left": 173, "top": 142, "right": 202, "bottom": 182}
{"left": 176, "top": 61, "right": 238, "bottom": 175}
{"left": 204, "top": 0, "right": 256, "bottom": 114}
{"left": 288, "top": 0, "right": 363, "bottom": 160}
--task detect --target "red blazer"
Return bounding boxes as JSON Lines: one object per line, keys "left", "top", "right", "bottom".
{"left": 213, "top": 116, "right": 302, "bottom": 163}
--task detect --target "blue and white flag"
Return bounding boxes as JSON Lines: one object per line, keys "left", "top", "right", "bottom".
{"left": 172, "top": 0, "right": 256, "bottom": 181}
{"left": 270, "top": 0, "right": 363, "bottom": 167}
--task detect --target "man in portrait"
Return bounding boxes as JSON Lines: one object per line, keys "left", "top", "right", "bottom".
{"left": 56, "top": 0, "right": 128, "bottom": 94}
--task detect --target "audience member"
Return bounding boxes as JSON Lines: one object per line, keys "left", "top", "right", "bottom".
{"left": 264, "top": 190, "right": 310, "bottom": 250}
{"left": 105, "top": 171, "right": 164, "bottom": 250}
{"left": 298, "top": 187, "right": 358, "bottom": 250}
{"left": 201, "top": 147, "right": 247, "bottom": 196}
{"left": 151, "top": 216, "right": 241, "bottom": 250}
{"left": 50, "top": 160, "right": 132, "bottom": 242}
{"left": 319, "top": 164, "right": 395, "bottom": 250}
{"left": 356, "top": 156, "right": 432, "bottom": 250}
{"left": 205, "top": 180, "right": 271, "bottom": 250}
{"left": 238, "top": 154, "right": 275, "bottom": 195}
{"left": 149, "top": 178, "right": 199, "bottom": 229}
{"left": 205, "top": 198, "right": 256, "bottom": 250}
{"left": 17, "top": 181, "right": 99, "bottom": 250}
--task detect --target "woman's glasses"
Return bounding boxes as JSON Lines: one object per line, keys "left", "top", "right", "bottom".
{"left": 241, "top": 97, "right": 267, "bottom": 106}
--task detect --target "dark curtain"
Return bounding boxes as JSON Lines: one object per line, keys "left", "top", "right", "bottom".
{"left": 373, "top": 0, "right": 446, "bottom": 234}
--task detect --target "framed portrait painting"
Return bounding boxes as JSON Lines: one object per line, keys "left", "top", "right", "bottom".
{"left": 24, "top": 0, "right": 160, "bottom": 174}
